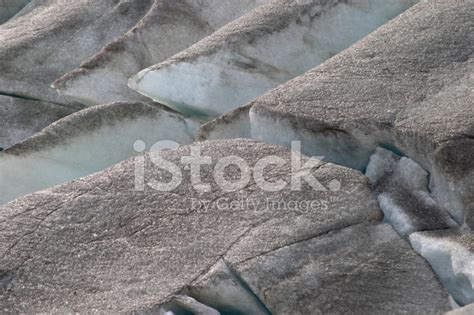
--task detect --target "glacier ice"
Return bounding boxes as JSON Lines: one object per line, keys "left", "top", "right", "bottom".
{"left": 198, "top": 104, "right": 252, "bottom": 141}
{"left": 129, "top": 0, "right": 418, "bottom": 116}
{"left": 0, "top": 95, "right": 77, "bottom": 148}
{"left": 0, "top": 0, "right": 153, "bottom": 105}
{"left": 0, "top": 0, "right": 30, "bottom": 24}
{"left": 0, "top": 139, "right": 384, "bottom": 312}
{"left": 154, "top": 296, "right": 220, "bottom": 315}
{"left": 410, "top": 229, "right": 474, "bottom": 306}
{"left": 366, "top": 147, "right": 457, "bottom": 237}
{"left": 53, "top": 0, "right": 270, "bottom": 105}
{"left": 230, "top": 223, "right": 451, "bottom": 314}
{"left": 0, "top": 102, "right": 196, "bottom": 206}
{"left": 188, "top": 260, "right": 271, "bottom": 315}
{"left": 246, "top": 0, "right": 474, "bottom": 228}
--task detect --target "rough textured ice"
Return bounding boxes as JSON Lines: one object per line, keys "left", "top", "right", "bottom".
{"left": 53, "top": 0, "right": 270, "bottom": 105}
{"left": 246, "top": 0, "right": 474, "bottom": 227}
{"left": 410, "top": 229, "right": 474, "bottom": 306}
{"left": 0, "top": 139, "right": 383, "bottom": 312}
{"left": 366, "top": 147, "right": 457, "bottom": 237}
{"left": 0, "top": 102, "right": 196, "bottom": 206}
{"left": 129, "top": 0, "right": 417, "bottom": 116}
{"left": 228, "top": 223, "right": 451, "bottom": 314}
{"left": 0, "top": 0, "right": 30, "bottom": 24}
{"left": 0, "top": 0, "right": 153, "bottom": 105}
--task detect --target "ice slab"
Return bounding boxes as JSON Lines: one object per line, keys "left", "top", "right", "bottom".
{"left": 0, "top": 102, "right": 196, "bottom": 206}
{"left": 248, "top": 0, "right": 474, "bottom": 227}
{"left": 53, "top": 0, "right": 270, "bottom": 105}
{"left": 0, "top": 95, "right": 77, "bottom": 149}
{"left": 0, "top": 0, "right": 30, "bottom": 24}
{"left": 366, "top": 147, "right": 457, "bottom": 237}
{"left": 129, "top": 0, "right": 417, "bottom": 116}
{"left": 0, "top": 139, "right": 381, "bottom": 312}
{"left": 228, "top": 223, "right": 450, "bottom": 314}
{"left": 445, "top": 303, "right": 474, "bottom": 315}
{"left": 410, "top": 229, "right": 474, "bottom": 306}
{"left": 0, "top": 0, "right": 153, "bottom": 105}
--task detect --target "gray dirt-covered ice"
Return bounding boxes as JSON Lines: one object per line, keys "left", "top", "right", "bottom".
{"left": 227, "top": 223, "right": 451, "bottom": 314}
{"left": 410, "top": 228, "right": 474, "bottom": 306}
{"left": 0, "top": 0, "right": 30, "bottom": 24}
{"left": 0, "top": 102, "right": 196, "bottom": 206}
{"left": 53, "top": 0, "right": 270, "bottom": 105}
{"left": 129, "top": 0, "right": 418, "bottom": 116}
{"left": 0, "top": 0, "right": 154, "bottom": 105}
{"left": 366, "top": 147, "right": 457, "bottom": 237}
{"left": 177, "top": 223, "right": 452, "bottom": 314}
{"left": 0, "top": 139, "right": 382, "bottom": 312}
{"left": 244, "top": 0, "right": 474, "bottom": 227}
{"left": 0, "top": 95, "right": 77, "bottom": 149}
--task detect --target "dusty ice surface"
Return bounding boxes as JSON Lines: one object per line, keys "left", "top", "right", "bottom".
{"left": 53, "top": 0, "right": 270, "bottom": 105}
{"left": 130, "top": 0, "right": 417, "bottom": 116}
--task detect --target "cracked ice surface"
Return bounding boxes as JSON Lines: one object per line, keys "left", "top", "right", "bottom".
{"left": 247, "top": 0, "right": 474, "bottom": 227}
{"left": 410, "top": 229, "right": 474, "bottom": 306}
{"left": 366, "top": 147, "right": 457, "bottom": 237}
{"left": 53, "top": 0, "right": 270, "bottom": 105}
{"left": 130, "top": 0, "right": 417, "bottom": 116}
{"left": 0, "top": 102, "right": 196, "bottom": 206}
{"left": 0, "top": 139, "right": 383, "bottom": 312}
{"left": 203, "top": 223, "right": 451, "bottom": 314}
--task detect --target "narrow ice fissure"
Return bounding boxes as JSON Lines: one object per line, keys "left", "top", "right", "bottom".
{"left": 186, "top": 260, "right": 273, "bottom": 315}
{"left": 151, "top": 260, "right": 273, "bottom": 315}
{"left": 248, "top": 112, "right": 470, "bottom": 308}
{"left": 0, "top": 91, "right": 84, "bottom": 110}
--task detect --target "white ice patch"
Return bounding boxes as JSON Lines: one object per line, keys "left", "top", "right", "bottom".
{"left": 378, "top": 193, "right": 415, "bottom": 236}
{"left": 0, "top": 113, "right": 195, "bottom": 206}
{"left": 130, "top": 0, "right": 417, "bottom": 116}
{"left": 410, "top": 232, "right": 474, "bottom": 306}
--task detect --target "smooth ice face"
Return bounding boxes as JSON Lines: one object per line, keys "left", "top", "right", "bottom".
{"left": 0, "top": 0, "right": 30, "bottom": 24}
{"left": 0, "top": 103, "right": 196, "bottom": 206}
{"left": 410, "top": 231, "right": 474, "bottom": 306}
{"left": 53, "top": 0, "right": 271, "bottom": 105}
{"left": 130, "top": 0, "right": 417, "bottom": 116}
{"left": 366, "top": 147, "right": 457, "bottom": 237}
